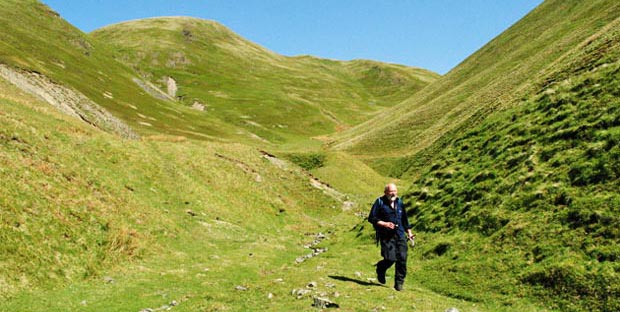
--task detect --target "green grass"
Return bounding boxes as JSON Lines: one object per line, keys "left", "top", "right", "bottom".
{"left": 0, "top": 2, "right": 439, "bottom": 147}
{"left": 90, "top": 17, "right": 440, "bottom": 145}
{"left": 399, "top": 22, "right": 620, "bottom": 311}
{"left": 0, "top": 0, "right": 249, "bottom": 143}
{"left": 330, "top": 0, "right": 620, "bottom": 177}
{"left": 0, "top": 75, "right": 340, "bottom": 296}
{"left": 0, "top": 78, "right": 550, "bottom": 311}
{"left": 2, "top": 0, "right": 620, "bottom": 311}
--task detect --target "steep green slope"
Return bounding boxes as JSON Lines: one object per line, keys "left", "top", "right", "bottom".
{"left": 0, "top": 74, "right": 341, "bottom": 300}
{"left": 402, "top": 17, "right": 620, "bottom": 312}
{"left": 0, "top": 0, "right": 250, "bottom": 142}
{"left": 91, "top": 17, "right": 439, "bottom": 144}
{"left": 331, "top": 0, "right": 620, "bottom": 177}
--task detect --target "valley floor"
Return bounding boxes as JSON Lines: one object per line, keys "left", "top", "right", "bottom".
{"left": 1, "top": 208, "right": 550, "bottom": 312}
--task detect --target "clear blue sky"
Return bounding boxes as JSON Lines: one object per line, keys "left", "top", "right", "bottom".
{"left": 42, "top": 0, "right": 544, "bottom": 75}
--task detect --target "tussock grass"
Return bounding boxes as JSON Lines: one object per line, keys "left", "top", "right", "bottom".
{"left": 402, "top": 22, "right": 620, "bottom": 311}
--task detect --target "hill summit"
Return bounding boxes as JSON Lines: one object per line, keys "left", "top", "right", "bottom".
{"left": 91, "top": 16, "right": 440, "bottom": 145}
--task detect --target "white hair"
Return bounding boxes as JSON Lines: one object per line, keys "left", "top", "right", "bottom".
{"left": 384, "top": 183, "right": 397, "bottom": 192}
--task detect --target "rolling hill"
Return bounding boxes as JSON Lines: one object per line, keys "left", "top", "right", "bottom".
{"left": 90, "top": 17, "right": 439, "bottom": 146}
{"left": 330, "top": 0, "right": 620, "bottom": 178}
{"left": 0, "top": 0, "right": 244, "bottom": 142}
{"left": 2, "top": 0, "right": 620, "bottom": 311}
{"left": 0, "top": 1, "right": 438, "bottom": 148}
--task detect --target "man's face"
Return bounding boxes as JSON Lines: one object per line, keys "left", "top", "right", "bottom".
{"left": 385, "top": 185, "right": 398, "bottom": 201}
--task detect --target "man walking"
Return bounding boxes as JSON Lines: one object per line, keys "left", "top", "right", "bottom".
{"left": 368, "top": 183, "right": 414, "bottom": 291}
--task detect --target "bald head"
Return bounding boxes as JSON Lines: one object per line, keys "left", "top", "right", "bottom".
{"left": 384, "top": 183, "right": 398, "bottom": 201}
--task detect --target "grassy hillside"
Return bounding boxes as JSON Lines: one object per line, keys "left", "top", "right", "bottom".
{"left": 330, "top": 0, "right": 620, "bottom": 177}
{"left": 400, "top": 15, "right": 620, "bottom": 312}
{"left": 4, "top": 0, "right": 619, "bottom": 311}
{"left": 0, "top": 74, "right": 340, "bottom": 302}
{"left": 0, "top": 76, "right": 549, "bottom": 312}
{"left": 0, "top": 0, "right": 251, "bottom": 143}
{"left": 91, "top": 17, "right": 439, "bottom": 145}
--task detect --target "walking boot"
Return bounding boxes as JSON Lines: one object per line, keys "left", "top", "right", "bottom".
{"left": 376, "top": 267, "right": 386, "bottom": 284}
{"left": 394, "top": 282, "right": 403, "bottom": 291}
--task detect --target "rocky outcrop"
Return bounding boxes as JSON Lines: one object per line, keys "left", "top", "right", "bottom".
{"left": 132, "top": 77, "right": 175, "bottom": 101}
{"left": 165, "top": 76, "right": 177, "bottom": 98}
{"left": 0, "top": 64, "right": 138, "bottom": 139}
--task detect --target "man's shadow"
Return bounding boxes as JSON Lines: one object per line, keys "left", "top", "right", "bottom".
{"left": 328, "top": 275, "right": 382, "bottom": 286}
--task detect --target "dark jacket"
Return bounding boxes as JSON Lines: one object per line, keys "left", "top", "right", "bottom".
{"left": 368, "top": 196, "right": 409, "bottom": 240}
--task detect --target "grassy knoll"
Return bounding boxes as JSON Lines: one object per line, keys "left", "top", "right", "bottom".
{"left": 330, "top": 0, "right": 620, "bottom": 177}
{"left": 90, "top": 17, "right": 439, "bottom": 144}
{"left": 400, "top": 20, "right": 620, "bottom": 311}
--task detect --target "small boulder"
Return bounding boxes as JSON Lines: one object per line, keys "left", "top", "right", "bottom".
{"left": 312, "top": 297, "right": 339, "bottom": 309}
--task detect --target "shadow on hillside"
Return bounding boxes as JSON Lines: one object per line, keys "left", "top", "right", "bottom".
{"left": 328, "top": 275, "right": 381, "bottom": 286}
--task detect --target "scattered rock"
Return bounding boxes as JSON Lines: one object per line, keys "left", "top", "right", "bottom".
{"left": 260, "top": 151, "right": 288, "bottom": 169}
{"left": 186, "top": 209, "right": 196, "bottom": 217}
{"left": 291, "top": 288, "right": 312, "bottom": 299}
{"left": 235, "top": 285, "right": 248, "bottom": 291}
{"left": 307, "top": 281, "right": 318, "bottom": 288}
{"left": 132, "top": 77, "right": 175, "bottom": 101}
{"left": 342, "top": 201, "right": 356, "bottom": 210}
{"left": 267, "top": 293, "right": 274, "bottom": 299}
{"left": 312, "top": 297, "right": 339, "bottom": 309}
{"left": 102, "top": 276, "right": 115, "bottom": 284}
{"left": 295, "top": 233, "right": 329, "bottom": 263}
{"left": 191, "top": 101, "right": 205, "bottom": 111}
{"left": 445, "top": 308, "right": 460, "bottom": 312}
{"left": 139, "top": 300, "right": 179, "bottom": 312}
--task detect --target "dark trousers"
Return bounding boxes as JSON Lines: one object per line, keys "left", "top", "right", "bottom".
{"left": 377, "top": 235, "right": 408, "bottom": 284}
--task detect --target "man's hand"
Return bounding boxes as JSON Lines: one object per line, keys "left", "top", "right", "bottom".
{"left": 378, "top": 221, "right": 396, "bottom": 229}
